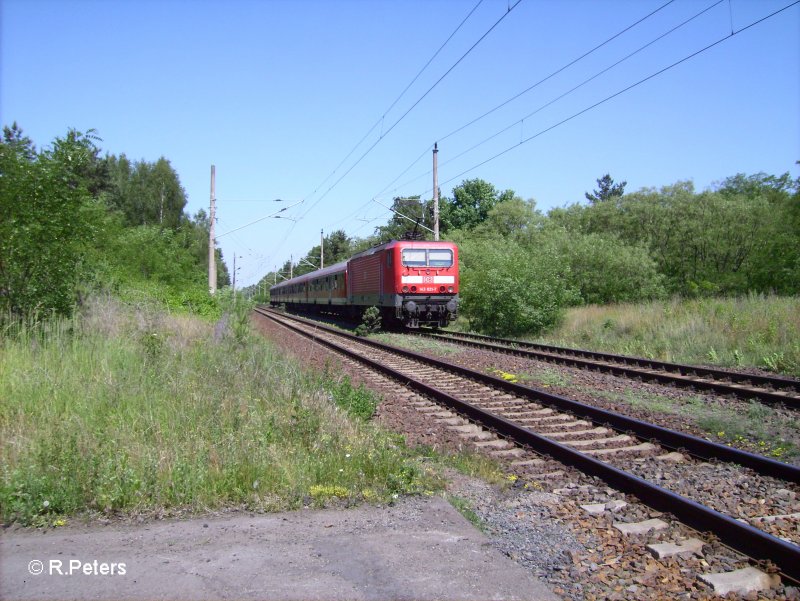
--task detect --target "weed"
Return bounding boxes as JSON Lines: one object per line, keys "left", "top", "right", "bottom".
{"left": 492, "top": 369, "right": 519, "bottom": 383}
{"left": 355, "top": 306, "right": 381, "bottom": 337}
{"left": 447, "top": 495, "right": 485, "bottom": 531}
{"left": 0, "top": 298, "right": 442, "bottom": 525}
{"left": 528, "top": 368, "right": 570, "bottom": 388}
{"left": 328, "top": 377, "right": 379, "bottom": 421}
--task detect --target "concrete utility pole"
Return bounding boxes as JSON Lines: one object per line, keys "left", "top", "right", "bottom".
{"left": 232, "top": 254, "right": 237, "bottom": 292}
{"left": 208, "top": 165, "right": 217, "bottom": 294}
{"left": 320, "top": 229, "right": 324, "bottom": 269}
{"left": 433, "top": 143, "right": 439, "bottom": 241}
{"left": 290, "top": 255, "right": 293, "bottom": 279}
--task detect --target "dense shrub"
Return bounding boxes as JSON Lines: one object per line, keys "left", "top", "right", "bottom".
{"left": 458, "top": 236, "right": 576, "bottom": 336}
{"left": 557, "top": 231, "right": 666, "bottom": 305}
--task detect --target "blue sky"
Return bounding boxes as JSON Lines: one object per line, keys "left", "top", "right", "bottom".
{"left": 2, "top": 0, "right": 798, "bottom": 287}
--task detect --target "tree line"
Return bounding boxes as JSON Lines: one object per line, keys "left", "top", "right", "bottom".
{"left": 0, "top": 124, "right": 229, "bottom": 321}
{"left": 253, "top": 169, "right": 799, "bottom": 337}
{"left": 5, "top": 122, "right": 794, "bottom": 335}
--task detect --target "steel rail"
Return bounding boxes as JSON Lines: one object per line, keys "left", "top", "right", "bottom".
{"left": 415, "top": 330, "right": 800, "bottom": 408}
{"left": 255, "top": 307, "right": 800, "bottom": 582}
{"left": 257, "top": 308, "right": 799, "bottom": 482}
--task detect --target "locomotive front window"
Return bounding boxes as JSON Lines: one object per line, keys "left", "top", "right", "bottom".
{"left": 428, "top": 249, "right": 453, "bottom": 267}
{"left": 402, "top": 249, "right": 427, "bottom": 267}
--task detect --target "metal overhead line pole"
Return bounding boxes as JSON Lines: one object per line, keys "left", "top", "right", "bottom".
{"left": 208, "top": 165, "right": 217, "bottom": 295}
{"left": 433, "top": 143, "right": 439, "bottom": 241}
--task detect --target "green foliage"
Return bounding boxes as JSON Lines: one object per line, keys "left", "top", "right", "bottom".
{"left": 440, "top": 178, "right": 516, "bottom": 233}
{"left": 0, "top": 300, "right": 440, "bottom": 524}
{"left": 102, "top": 154, "right": 187, "bottom": 229}
{"left": 0, "top": 127, "right": 105, "bottom": 318}
{"left": 354, "top": 306, "right": 381, "bottom": 337}
{"left": 553, "top": 230, "right": 666, "bottom": 304}
{"left": 457, "top": 235, "right": 576, "bottom": 336}
{"left": 473, "top": 197, "right": 543, "bottom": 239}
{"left": 585, "top": 173, "right": 626, "bottom": 204}
{"left": 551, "top": 174, "right": 800, "bottom": 296}
{"left": 375, "top": 196, "right": 433, "bottom": 242}
{"left": 328, "top": 377, "right": 379, "bottom": 421}
{"left": 294, "top": 229, "right": 353, "bottom": 276}
{"left": 1, "top": 124, "right": 230, "bottom": 321}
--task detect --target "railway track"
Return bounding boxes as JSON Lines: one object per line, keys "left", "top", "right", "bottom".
{"left": 254, "top": 307, "right": 800, "bottom": 587}
{"left": 414, "top": 329, "right": 800, "bottom": 409}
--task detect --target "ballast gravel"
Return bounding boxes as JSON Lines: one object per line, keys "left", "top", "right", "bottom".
{"left": 250, "top": 313, "right": 800, "bottom": 600}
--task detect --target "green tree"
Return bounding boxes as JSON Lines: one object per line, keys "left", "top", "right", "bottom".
{"left": 472, "top": 197, "right": 542, "bottom": 240}
{"left": 375, "top": 196, "right": 433, "bottom": 241}
{"left": 440, "top": 178, "right": 515, "bottom": 233}
{"left": 103, "top": 155, "right": 187, "bottom": 229}
{"left": 2, "top": 122, "right": 35, "bottom": 160}
{"left": 585, "top": 173, "right": 626, "bottom": 204}
{"left": 716, "top": 172, "right": 799, "bottom": 293}
{"left": 178, "top": 209, "right": 230, "bottom": 287}
{"left": 0, "top": 128, "right": 105, "bottom": 317}
{"left": 551, "top": 177, "right": 796, "bottom": 295}
{"left": 294, "top": 229, "right": 353, "bottom": 276}
{"left": 550, "top": 230, "right": 665, "bottom": 304}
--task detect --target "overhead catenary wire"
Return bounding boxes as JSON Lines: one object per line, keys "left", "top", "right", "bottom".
{"left": 259, "top": 0, "right": 796, "bottom": 279}
{"left": 415, "top": 0, "right": 727, "bottom": 185}
{"left": 297, "top": 0, "right": 486, "bottom": 209}
{"left": 296, "top": 0, "right": 525, "bottom": 222}
{"left": 427, "top": 0, "right": 800, "bottom": 194}
{"left": 220, "top": 198, "right": 298, "bottom": 203}
{"left": 374, "top": 0, "right": 680, "bottom": 199}
{"left": 336, "top": 0, "right": 693, "bottom": 240}
{"left": 372, "top": 198, "right": 435, "bottom": 234}
{"left": 216, "top": 199, "right": 304, "bottom": 239}
{"left": 251, "top": 0, "right": 490, "bottom": 273}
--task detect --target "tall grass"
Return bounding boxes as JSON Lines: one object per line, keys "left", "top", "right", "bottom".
{"left": 0, "top": 297, "right": 437, "bottom": 526}
{"left": 538, "top": 293, "right": 800, "bottom": 376}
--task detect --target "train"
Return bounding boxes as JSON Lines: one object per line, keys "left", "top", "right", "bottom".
{"left": 269, "top": 239, "right": 459, "bottom": 328}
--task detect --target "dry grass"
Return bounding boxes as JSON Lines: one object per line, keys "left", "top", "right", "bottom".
{"left": 537, "top": 294, "right": 800, "bottom": 376}
{"left": 0, "top": 297, "right": 440, "bottom": 526}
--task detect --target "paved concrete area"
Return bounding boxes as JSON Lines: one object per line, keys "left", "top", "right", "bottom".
{"left": 1, "top": 496, "right": 558, "bottom": 600}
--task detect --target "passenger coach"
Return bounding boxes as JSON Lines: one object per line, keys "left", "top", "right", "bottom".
{"left": 270, "top": 239, "right": 459, "bottom": 328}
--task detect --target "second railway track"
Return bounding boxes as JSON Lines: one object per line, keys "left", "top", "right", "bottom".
{"left": 254, "top": 307, "right": 800, "bottom": 585}
{"left": 413, "top": 329, "right": 800, "bottom": 409}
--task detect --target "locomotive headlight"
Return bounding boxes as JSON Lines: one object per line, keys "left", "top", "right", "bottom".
{"left": 402, "top": 285, "right": 409, "bottom": 293}
{"left": 448, "top": 286, "right": 454, "bottom": 292}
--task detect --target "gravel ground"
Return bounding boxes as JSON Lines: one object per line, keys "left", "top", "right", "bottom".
{"left": 374, "top": 332, "right": 800, "bottom": 466}
{"left": 251, "top": 313, "right": 800, "bottom": 600}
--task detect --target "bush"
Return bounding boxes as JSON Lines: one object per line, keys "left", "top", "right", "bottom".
{"left": 559, "top": 232, "right": 666, "bottom": 305}
{"left": 458, "top": 237, "right": 576, "bottom": 336}
{"left": 355, "top": 306, "right": 381, "bottom": 337}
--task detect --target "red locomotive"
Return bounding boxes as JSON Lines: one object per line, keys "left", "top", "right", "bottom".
{"left": 269, "top": 240, "right": 459, "bottom": 328}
